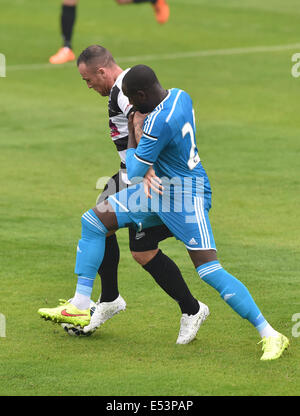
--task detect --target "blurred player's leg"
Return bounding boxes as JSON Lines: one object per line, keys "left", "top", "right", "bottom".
{"left": 151, "top": 0, "right": 169, "bottom": 24}
{"left": 49, "top": 0, "right": 77, "bottom": 64}
{"left": 116, "top": 0, "right": 170, "bottom": 24}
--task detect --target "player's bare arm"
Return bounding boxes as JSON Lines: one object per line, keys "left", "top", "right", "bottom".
{"left": 133, "top": 111, "right": 148, "bottom": 144}
{"left": 127, "top": 112, "right": 138, "bottom": 149}
{"left": 129, "top": 111, "right": 163, "bottom": 197}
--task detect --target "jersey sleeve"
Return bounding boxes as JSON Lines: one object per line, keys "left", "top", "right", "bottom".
{"left": 126, "top": 114, "right": 171, "bottom": 180}
{"left": 136, "top": 114, "right": 171, "bottom": 164}
{"left": 126, "top": 148, "right": 149, "bottom": 183}
{"left": 117, "top": 89, "right": 134, "bottom": 118}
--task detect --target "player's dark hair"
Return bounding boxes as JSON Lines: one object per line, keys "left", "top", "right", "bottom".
{"left": 77, "top": 45, "right": 115, "bottom": 68}
{"left": 123, "top": 65, "right": 160, "bottom": 94}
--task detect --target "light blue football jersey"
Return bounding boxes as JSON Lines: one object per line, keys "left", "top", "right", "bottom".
{"left": 115, "top": 89, "right": 216, "bottom": 248}
{"left": 130, "top": 88, "right": 212, "bottom": 203}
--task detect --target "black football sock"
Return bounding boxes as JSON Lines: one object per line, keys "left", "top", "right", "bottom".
{"left": 61, "top": 5, "right": 76, "bottom": 49}
{"left": 143, "top": 250, "right": 200, "bottom": 315}
{"left": 98, "top": 234, "right": 120, "bottom": 302}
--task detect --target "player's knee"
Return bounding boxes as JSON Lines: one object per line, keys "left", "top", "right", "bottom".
{"left": 189, "top": 249, "right": 218, "bottom": 268}
{"left": 81, "top": 209, "right": 107, "bottom": 237}
{"left": 131, "top": 251, "right": 146, "bottom": 265}
{"left": 131, "top": 249, "right": 158, "bottom": 266}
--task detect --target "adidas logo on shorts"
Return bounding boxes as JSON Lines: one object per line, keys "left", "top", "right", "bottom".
{"left": 188, "top": 238, "right": 198, "bottom": 245}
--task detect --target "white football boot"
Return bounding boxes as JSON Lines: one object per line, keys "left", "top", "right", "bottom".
{"left": 83, "top": 295, "right": 126, "bottom": 333}
{"left": 176, "top": 301, "right": 210, "bottom": 344}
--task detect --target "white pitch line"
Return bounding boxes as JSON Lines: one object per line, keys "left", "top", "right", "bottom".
{"left": 6, "top": 43, "right": 300, "bottom": 72}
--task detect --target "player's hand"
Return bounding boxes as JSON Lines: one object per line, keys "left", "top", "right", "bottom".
{"left": 143, "top": 167, "right": 164, "bottom": 199}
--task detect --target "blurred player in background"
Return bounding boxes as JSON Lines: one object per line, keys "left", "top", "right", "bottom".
{"left": 49, "top": 0, "right": 170, "bottom": 64}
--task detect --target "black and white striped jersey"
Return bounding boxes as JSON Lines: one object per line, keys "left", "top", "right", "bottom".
{"left": 108, "top": 68, "right": 133, "bottom": 172}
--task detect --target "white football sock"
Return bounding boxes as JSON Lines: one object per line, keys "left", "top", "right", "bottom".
{"left": 259, "top": 323, "right": 279, "bottom": 339}
{"left": 70, "top": 292, "right": 90, "bottom": 310}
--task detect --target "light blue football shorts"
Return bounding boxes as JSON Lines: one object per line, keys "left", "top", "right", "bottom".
{"left": 107, "top": 182, "right": 216, "bottom": 251}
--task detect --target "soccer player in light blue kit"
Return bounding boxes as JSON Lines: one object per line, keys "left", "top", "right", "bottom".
{"left": 39, "top": 65, "right": 289, "bottom": 360}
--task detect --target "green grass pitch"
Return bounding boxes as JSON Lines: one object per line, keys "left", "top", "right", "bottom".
{"left": 0, "top": 0, "right": 299, "bottom": 396}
